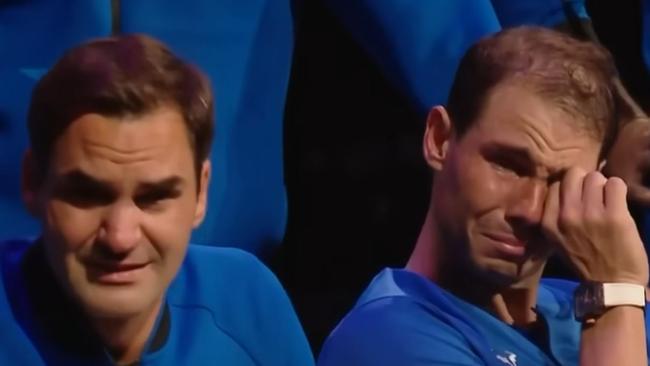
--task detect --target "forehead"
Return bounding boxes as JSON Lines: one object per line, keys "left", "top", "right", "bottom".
{"left": 48, "top": 107, "right": 194, "bottom": 178}
{"left": 460, "top": 83, "right": 602, "bottom": 171}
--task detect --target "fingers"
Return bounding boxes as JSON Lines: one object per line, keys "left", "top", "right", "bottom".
{"left": 604, "top": 176, "right": 629, "bottom": 215}
{"left": 542, "top": 181, "right": 561, "bottom": 242}
{"left": 560, "top": 168, "right": 586, "bottom": 219}
{"left": 556, "top": 168, "right": 627, "bottom": 230}
{"left": 543, "top": 168, "right": 647, "bottom": 284}
{"left": 582, "top": 172, "right": 607, "bottom": 214}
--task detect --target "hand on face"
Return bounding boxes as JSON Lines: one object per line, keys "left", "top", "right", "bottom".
{"left": 542, "top": 167, "right": 649, "bottom": 285}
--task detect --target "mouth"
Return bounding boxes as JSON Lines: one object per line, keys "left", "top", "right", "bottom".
{"left": 85, "top": 261, "right": 150, "bottom": 285}
{"left": 482, "top": 232, "right": 527, "bottom": 257}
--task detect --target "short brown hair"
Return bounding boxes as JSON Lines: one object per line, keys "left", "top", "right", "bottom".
{"left": 27, "top": 34, "right": 214, "bottom": 178}
{"left": 446, "top": 26, "right": 618, "bottom": 157}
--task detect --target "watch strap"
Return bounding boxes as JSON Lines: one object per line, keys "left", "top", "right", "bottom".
{"left": 602, "top": 283, "right": 646, "bottom": 307}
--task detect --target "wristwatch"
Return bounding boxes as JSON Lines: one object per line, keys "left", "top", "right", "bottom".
{"left": 574, "top": 282, "right": 646, "bottom": 322}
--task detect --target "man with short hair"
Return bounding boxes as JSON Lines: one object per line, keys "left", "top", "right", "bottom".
{"left": 318, "top": 26, "right": 649, "bottom": 366}
{"left": 0, "top": 34, "right": 313, "bottom": 365}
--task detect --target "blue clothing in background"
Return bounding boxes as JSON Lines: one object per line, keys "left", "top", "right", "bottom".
{"left": 119, "top": 0, "right": 293, "bottom": 250}
{"left": 0, "top": 0, "right": 292, "bottom": 254}
{"left": 325, "top": 0, "right": 587, "bottom": 114}
{"left": 0, "top": 239, "right": 314, "bottom": 366}
{"left": 324, "top": 0, "right": 500, "bottom": 115}
{"left": 0, "top": 0, "right": 111, "bottom": 237}
{"left": 0, "top": 0, "right": 591, "bottom": 255}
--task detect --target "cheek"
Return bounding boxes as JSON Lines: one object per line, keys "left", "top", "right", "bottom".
{"left": 141, "top": 196, "right": 198, "bottom": 256}
{"left": 455, "top": 157, "right": 509, "bottom": 214}
{"left": 44, "top": 201, "right": 101, "bottom": 252}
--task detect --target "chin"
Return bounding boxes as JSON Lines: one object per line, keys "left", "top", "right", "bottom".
{"left": 476, "top": 257, "right": 545, "bottom": 288}
{"left": 77, "top": 285, "right": 161, "bottom": 319}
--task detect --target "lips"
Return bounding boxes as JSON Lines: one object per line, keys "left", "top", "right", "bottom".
{"left": 484, "top": 232, "right": 524, "bottom": 247}
{"left": 85, "top": 260, "right": 150, "bottom": 284}
{"left": 483, "top": 232, "right": 526, "bottom": 257}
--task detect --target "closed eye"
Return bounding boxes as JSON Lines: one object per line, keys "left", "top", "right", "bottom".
{"left": 53, "top": 171, "right": 116, "bottom": 208}
{"left": 489, "top": 155, "right": 529, "bottom": 176}
{"left": 133, "top": 176, "right": 184, "bottom": 210}
{"left": 481, "top": 144, "right": 535, "bottom": 177}
{"left": 134, "top": 189, "right": 181, "bottom": 209}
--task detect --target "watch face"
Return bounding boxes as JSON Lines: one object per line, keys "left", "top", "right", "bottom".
{"left": 575, "top": 283, "right": 604, "bottom": 320}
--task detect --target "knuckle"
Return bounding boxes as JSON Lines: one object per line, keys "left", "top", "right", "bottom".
{"left": 566, "top": 166, "right": 586, "bottom": 180}
{"left": 583, "top": 209, "right": 603, "bottom": 226}
{"left": 568, "top": 166, "right": 586, "bottom": 174}
{"left": 605, "top": 210, "right": 633, "bottom": 228}
{"left": 540, "top": 216, "right": 556, "bottom": 233}
{"left": 559, "top": 209, "right": 580, "bottom": 229}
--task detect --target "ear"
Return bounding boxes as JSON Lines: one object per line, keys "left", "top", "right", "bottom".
{"left": 193, "top": 160, "right": 211, "bottom": 228}
{"left": 423, "top": 106, "right": 453, "bottom": 171}
{"left": 21, "top": 150, "right": 41, "bottom": 217}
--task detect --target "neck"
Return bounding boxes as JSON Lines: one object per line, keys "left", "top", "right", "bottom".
{"left": 490, "top": 286, "right": 539, "bottom": 326}
{"left": 89, "top": 299, "right": 162, "bottom": 365}
{"left": 406, "top": 208, "right": 441, "bottom": 281}
{"left": 406, "top": 207, "right": 541, "bottom": 327}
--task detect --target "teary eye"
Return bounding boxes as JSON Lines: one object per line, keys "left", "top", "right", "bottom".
{"left": 488, "top": 154, "right": 532, "bottom": 177}
{"left": 481, "top": 144, "right": 535, "bottom": 178}
{"left": 492, "top": 156, "right": 524, "bottom": 175}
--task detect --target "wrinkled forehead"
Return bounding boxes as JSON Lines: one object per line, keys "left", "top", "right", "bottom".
{"left": 47, "top": 108, "right": 196, "bottom": 178}
{"left": 462, "top": 83, "right": 603, "bottom": 171}
{"left": 522, "top": 79, "right": 606, "bottom": 139}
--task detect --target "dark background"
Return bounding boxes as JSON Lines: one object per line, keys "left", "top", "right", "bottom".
{"left": 271, "top": 0, "right": 650, "bottom": 355}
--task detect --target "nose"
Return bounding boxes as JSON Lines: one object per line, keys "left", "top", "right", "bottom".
{"left": 506, "top": 178, "right": 547, "bottom": 227}
{"left": 97, "top": 201, "right": 142, "bottom": 255}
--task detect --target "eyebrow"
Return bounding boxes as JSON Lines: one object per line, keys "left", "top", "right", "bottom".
{"left": 58, "top": 169, "right": 112, "bottom": 189}
{"left": 480, "top": 142, "right": 567, "bottom": 182}
{"left": 481, "top": 142, "right": 536, "bottom": 165}
{"left": 135, "top": 176, "right": 185, "bottom": 193}
{"left": 58, "top": 170, "right": 185, "bottom": 192}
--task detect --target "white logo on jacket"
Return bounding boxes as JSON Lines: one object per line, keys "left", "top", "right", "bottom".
{"left": 496, "top": 351, "right": 517, "bottom": 366}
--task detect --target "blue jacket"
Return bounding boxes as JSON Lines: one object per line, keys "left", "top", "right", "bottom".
{"left": 0, "top": 239, "right": 314, "bottom": 365}
{"left": 319, "top": 268, "right": 650, "bottom": 366}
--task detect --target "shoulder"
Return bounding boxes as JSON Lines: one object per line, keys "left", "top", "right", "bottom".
{"left": 170, "top": 244, "right": 290, "bottom": 313}
{"left": 182, "top": 244, "right": 269, "bottom": 276}
{"left": 183, "top": 243, "right": 262, "bottom": 267}
{"left": 169, "top": 244, "right": 313, "bottom": 366}
{"left": 318, "top": 289, "right": 482, "bottom": 366}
